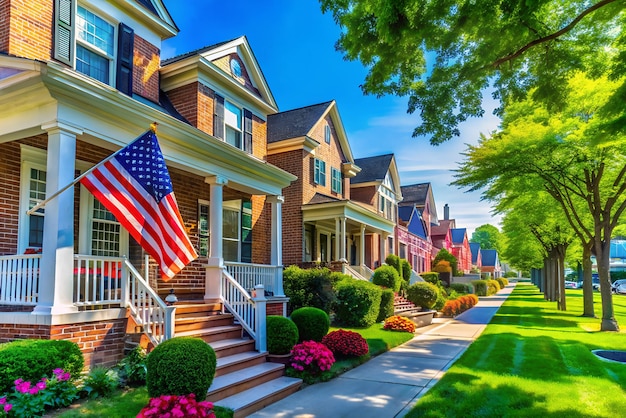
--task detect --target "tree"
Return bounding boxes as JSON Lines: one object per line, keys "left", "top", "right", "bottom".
{"left": 470, "top": 224, "right": 503, "bottom": 253}
{"left": 453, "top": 73, "right": 626, "bottom": 330}
{"left": 320, "top": 0, "right": 625, "bottom": 144}
{"left": 431, "top": 248, "right": 458, "bottom": 276}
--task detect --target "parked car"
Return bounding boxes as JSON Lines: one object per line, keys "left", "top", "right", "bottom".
{"left": 592, "top": 276, "right": 600, "bottom": 290}
{"left": 612, "top": 279, "right": 626, "bottom": 294}
{"left": 615, "top": 282, "right": 626, "bottom": 295}
{"left": 565, "top": 281, "right": 578, "bottom": 289}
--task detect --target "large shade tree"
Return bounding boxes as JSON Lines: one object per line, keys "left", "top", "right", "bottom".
{"left": 470, "top": 224, "right": 504, "bottom": 254}
{"left": 453, "top": 73, "right": 626, "bottom": 330}
{"left": 320, "top": 0, "right": 625, "bottom": 144}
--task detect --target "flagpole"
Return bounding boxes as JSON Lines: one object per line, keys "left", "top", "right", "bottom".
{"left": 26, "top": 125, "right": 158, "bottom": 216}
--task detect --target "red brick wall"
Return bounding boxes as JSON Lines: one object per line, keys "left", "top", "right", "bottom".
{"left": 133, "top": 35, "right": 160, "bottom": 103}
{"left": 351, "top": 185, "right": 377, "bottom": 209}
{"left": 0, "top": 141, "right": 21, "bottom": 254}
{"left": 252, "top": 195, "right": 270, "bottom": 264}
{"left": 0, "top": 318, "right": 127, "bottom": 369}
{"left": 4, "top": 0, "right": 53, "bottom": 60}
{"left": 266, "top": 302, "right": 285, "bottom": 316}
{"left": 167, "top": 82, "right": 201, "bottom": 129}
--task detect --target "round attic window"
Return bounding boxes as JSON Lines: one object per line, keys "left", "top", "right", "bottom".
{"left": 230, "top": 59, "right": 242, "bottom": 78}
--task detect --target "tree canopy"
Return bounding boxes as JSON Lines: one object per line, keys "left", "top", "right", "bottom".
{"left": 470, "top": 224, "right": 503, "bottom": 253}
{"left": 320, "top": 0, "right": 625, "bottom": 144}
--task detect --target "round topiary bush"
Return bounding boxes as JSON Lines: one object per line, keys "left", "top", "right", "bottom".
{"left": 406, "top": 282, "right": 440, "bottom": 310}
{"left": 266, "top": 315, "right": 299, "bottom": 355}
{"left": 290, "top": 307, "right": 330, "bottom": 342}
{"left": 372, "top": 265, "right": 402, "bottom": 292}
{"left": 146, "top": 337, "right": 216, "bottom": 399}
{"left": 334, "top": 279, "right": 382, "bottom": 328}
{"left": 321, "top": 330, "right": 369, "bottom": 358}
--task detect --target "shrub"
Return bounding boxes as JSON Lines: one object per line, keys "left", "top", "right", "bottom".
{"left": 321, "top": 330, "right": 368, "bottom": 358}
{"left": 420, "top": 272, "right": 441, "bottom": 287}
{"left": 290, "top": 307, "right": 330, "bottom": 342}
{"left": 433, "top": 260, "right": 452, "bottom": 273}
{"left": 372, "top": 265, "right": 402, "bottom": 292}
{"left": 433, "top": 291, "right": 447, "bottom": 311}
{"left": 334, "top": 279, "right": 382, "bottom": 327}
{"left": 288, "top": 341, "right": 335, "bottom": 379}
{"left": 283, "top": 266, "right": 345, "bottom": 314}
{"left": 383, "top": 315, "right": 416, "bottom": 333}
{"left": 400, "top": 259, "right": 412, "bottom": 282}
{"left": 487, "top": 279, "right": 501, "bottom": 295}
{"left": 116, "top": 346, "right": 147, "bottom": 387}
{"left": 138, "top": 393, "right": 215, "bottom": 418}
{"left": 81, "top": 367, "right": 119, "bottom": 399}
{"left": 496, "top": 277, "right": 509, "bottom": 288}
{"left": 432, "top": 249, "right": 458, "bottom": 276}
{"left": 472, "top": 280, "right": 488, "bottom": 296}
{"left": 406, "top": 282, "right": 439, "bottom": 310}
{"left": 442, "top": 300, "right": 461, "bottom": 316}
{"left": 377, "top": 288, "right": 395, "bottom": 322}
{"left": 0, "top": 339, "right": 83, "bottom": 395}
{"left": 266, "top": 316, "right": 299, "bottom": 354}
{"left": 504, "top": 271, "right": 518, "bottom": 278}
{"left": 449, "top": 282, "right": 474, "bottom": 294}
{"left": 146, "top": 337, "right": 216, "bottom": 399}
{"left": 385, "top": 254, "right": 401, "bottom": 275}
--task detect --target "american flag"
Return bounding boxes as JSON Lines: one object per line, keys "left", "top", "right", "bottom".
{"left": 80, "top": 130, "right": 198, "bottom": 280}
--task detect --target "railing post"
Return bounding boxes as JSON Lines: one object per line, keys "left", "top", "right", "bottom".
{"left": 164, "top": 306, "right": 176, "bottom": 341}
{"left": 121, "top": 257, "right": 129, "bottom": 306}
{"left": 253, "top": 284, "right": 266, "bottom": 353}
{"left": 274, "top": 266, "right": 285, "bottom": 297}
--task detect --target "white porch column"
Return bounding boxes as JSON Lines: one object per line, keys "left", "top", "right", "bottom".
{"left": 380, "top": 233, "right": 387, "bottom": 265}
{"left": 33, "top": 123, "right": 81, "bottom": 315}
{"left": 267, "top": 195, "right": 284, "bottom": 266}
{"left": 360, "top": 224, "right": 366, "bottom": 266}
{"left": 340, "top": 216, "right": 347, "bottom": 261}
{"left": 334, "top": 217, "right": 340, "bottom": 261}
{"left": 204, "top": 175, "right": 227, "bottom": 301}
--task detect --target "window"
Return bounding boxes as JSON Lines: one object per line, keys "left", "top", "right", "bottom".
{"left": 399, "top": 243, "right": 407, "bottom": 259}
{"left": 331, "top": 168, "right": 342, "bottom": 194}
{"left": 324, "top": 125, "right": 331, "bottom": 144}
{"left": 90, "top": 199, "right": 121, "bottom": 256}
{"left": 314, "top": 159, "right": 326, "bottom": 186}
{"left": 27, "top": 168, "right": 46, "bottom": 248}
{"left": 198, "top": 200, "right": 252, "bottom": 262}
{"left": 379, "top": 172, "right": 397, "bottom": 222}
{"left": 225, "top": 101, "right": 242, "bottom": 149}
{"left": 76, "top": 6, "right": 114, "bottom": 84}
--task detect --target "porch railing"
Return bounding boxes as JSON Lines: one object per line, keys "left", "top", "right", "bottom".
{"left": 224, "top": 262, "right": 283, "bottom": 297}
{"left": 221, "top": 269, "right": 266, "bottom": 352}
{"left": 73, "top": 255, "right": 124, "bottom": 307}
{"left": 346, "top": 264, "right": 374, "bottom": 281}
{"left": 0, "top": 254, "right": 41, "bottom": 305}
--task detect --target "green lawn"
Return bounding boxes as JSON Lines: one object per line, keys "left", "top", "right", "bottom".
{"left": 407, "top": 282, "right": 626, "bottom": 417}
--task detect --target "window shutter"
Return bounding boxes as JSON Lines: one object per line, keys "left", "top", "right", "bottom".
{"left": 53, "top": 0, "right": 74, "bottom": 65}
{"left": 116, "top": 23, "right": 134, "bottom": 96}
{"left": 214, "top": 94, "right": 224, "bottom": 139}
{"left": 243, "top": 109, "right": 253, "bottom": 154}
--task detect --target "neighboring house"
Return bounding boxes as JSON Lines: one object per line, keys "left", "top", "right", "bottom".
{"left": 399, "top": 183, "right": 439, "bottom": 241}
{"left": 481, "top": 249, "right": 502, "bottom": 278}
{"left": 431, "top": 219, "right": 455, "bottom": 255}
{"left": 0, "top": 0, "right": 296, "bottom": 383}
{"left": 470, "top": 242, "right": 483, "bottom": 271}
{"left": 397, "top": 206, "right": 433, "bottom": 273}
{"left": 267, "top": 105, "right": 396, "bottom": 278}
{"left": 450, "top": 228, "right": 472, "bottom": 274}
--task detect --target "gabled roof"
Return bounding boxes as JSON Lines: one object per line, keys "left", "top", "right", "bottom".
{"left": 351, "top": 154, "right": 394, "bottom": 184}
{"left": 450, "top": 228, "right": 467, "bottom": 245}
{"left": 470, "top": 243, "right": 481, "bottom": 264}
{"left": 431, "top": 219, "right": 454, "bottom": 237}
{"left": 398, "top": 206, "right": 414, "bottom": 223}
{"left": 400, "top": 182, "right": 439, "bottom": 224}
{"left": 481, "top": 249, "right": 499, "bottom": 266}
{"left": 267, "top": 101, "right": 333, "bottom": 143}
{"left": 127, "top": 0, "right": 178, "bottom": 37}
{"left": 307, "top": 193, "right": 342, "bottom": 205}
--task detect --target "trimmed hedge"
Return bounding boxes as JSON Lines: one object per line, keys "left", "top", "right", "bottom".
{"left": 406, "top": 282, "right": 439, "bottom": 310}
{"left": 290, "top": 307, "right": 330, "bottom": 342}
{"left": 266, "top": 315, "right": 299, "bottom": 355}
{"left": 449, "top": 282, "right": 474, "bottom": 294}
{"left": 146, "top": 337, "right": 216, "bottom": 399}
{"left": 487, "top": 279, "right": 501, "bottom": 295}
{"left": 385, "top": 254, "right": 401, "bottom": 275}
{"left": 377, "top": 288, "right": 396, "bottom": 322}
{"left": 472, "top": 280, "right": 488, "bottom": 296}
{"left": 496, "top": 277, "right": 509, "bottom": 289}
{"left": 283, "top": 266, "right": 346, "bottom": 314}
{"left": 372, "top": 265, "right": 402, "bottom": 292}
{"left": 400, "top": 259, "right": 412, "bottom": 282}
{"left": 334, "top": 279, "right": 382, "bottom": 327}
{"left": 0, "top": 339, "right": 84, "bottom": 394}
{"left": 420, "top": 272, "right": 440, "bottom": 286}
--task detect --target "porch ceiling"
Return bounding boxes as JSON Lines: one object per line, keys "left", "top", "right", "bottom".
{"left": 302, "top": 200, "right": 395, "bottom": 235}
{"left": 0, "top": 56, "right": 296, "bottom": 197}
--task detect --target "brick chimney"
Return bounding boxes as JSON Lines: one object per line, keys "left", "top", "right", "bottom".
{"left": 444, "top": 204, "right": 449, "bottom": 220}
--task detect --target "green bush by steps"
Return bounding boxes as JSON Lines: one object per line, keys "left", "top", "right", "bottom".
{"left": 334, "top": 279, "right": 382, "bottom": 328}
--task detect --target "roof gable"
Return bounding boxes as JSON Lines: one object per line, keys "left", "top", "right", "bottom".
{"left": 481, "top": 249, "right": 499, "bottom": 266}
{"left": 351, "top": 153, "right": 402, "bottom": 199}
{"left": 470, "top": 243, "right": 481, "bottom": 263}
{"left": 450, "top": 228, "right": 467, "bottom": 244}
{"left": 400, "top": 183, "right": 439, "bottom": 223}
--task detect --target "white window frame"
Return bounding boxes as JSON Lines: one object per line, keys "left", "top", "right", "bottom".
{"left": 224, "top": 100, "right": 243, "bottom": 150}
{"left": 197, "top": 199, "right": 244, "bottom": 262}
{"left": 75, "top": 4, "right": 117, "bottom": 85}
{"left": 314, "top": 158, "right": 326, "bottom": 186}
{"left": 18, "top": 146, "right": 48, "bottom": 254}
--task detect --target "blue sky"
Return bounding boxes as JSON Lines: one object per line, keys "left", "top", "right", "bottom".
{"left": 161, "top": 1, "right": 503, "bottom": 236}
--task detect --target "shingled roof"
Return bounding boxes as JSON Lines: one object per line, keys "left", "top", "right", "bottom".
{"left": 450, "top": 228, "right": 467, "bottom": 244}
{"left": 267, "top": 101, "right": 334, "bottom": 143}
{"left": 351, "top": 154, "right": 394, "bottom": 184}
{"left": 400, "top": 183, "right": 430, "bottom": 207}
{"left": 161, "top": 39, "right": 235, "bottom": 65}
{"left": 481, "top": 249, "right": 498, "bottom": 267}
{"left": 470, "top": 243, "right": 481, "bottom": 264}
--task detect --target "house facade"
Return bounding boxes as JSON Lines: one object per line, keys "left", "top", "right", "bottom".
{"left": 397, "top": 205, "right": 432, "bottom": 273}
{"left": 450, "top": 228, "right": 472, "bottom": 274}
{"left": 481, "top": 249, "right": 502, "bottom": 278}
{"left": 267, "top": 102, "right": 396, "bottom": 278}
{"left": 470, "top": 242, "right": 482, "bottom": 272}
{"left": 0, "top": 0, "right": 294, "bottom": 369}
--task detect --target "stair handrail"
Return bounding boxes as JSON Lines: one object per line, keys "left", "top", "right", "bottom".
{"left": 221, "top": 269, "right": 266, "bottom": 352}
{"left": 124, "top": 258, "right": 175, "bottom": 347}
{"left": 345, "top": 264, "right": 368, "bottom": 281}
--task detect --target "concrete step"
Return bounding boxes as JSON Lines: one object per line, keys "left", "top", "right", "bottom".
{"left": 215, "top": 351, "right": 268, "bottom": 377}
{"left": 208, "top": 362, "right": 285, "bottom": 402}
{"left": 212, "top": 376, "right": 302, "bottom": 418}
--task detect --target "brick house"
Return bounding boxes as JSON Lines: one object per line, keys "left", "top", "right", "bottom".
{"left": 481, "top": 249, "right": 502, "bottom": 278}
{"left": 397, "top": 205, "right": 432, "bottom": 274}
{"left": 450, "top": 228, "right": 472, "bottom": 274}
{"left": 267, "top": 102, "right": 396, "bottom": 278}
{"left": 0, "top": 0, "right": 296, "bottom": 377}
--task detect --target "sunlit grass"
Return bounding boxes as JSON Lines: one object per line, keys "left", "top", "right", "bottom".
{"left": 407, "top": 282, "right": 626, "bottom": 417}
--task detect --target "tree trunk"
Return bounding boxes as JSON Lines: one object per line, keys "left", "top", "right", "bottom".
{"left": 581, "top": 243, "right": 595, "bottom": 317}
{"left": 595, "top": 238, "right": 619, "bottom": 331}
{"left": 557, "top": 246, "right": 566, "bottom": 311}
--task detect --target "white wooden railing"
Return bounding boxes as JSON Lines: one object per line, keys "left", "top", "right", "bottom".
{"left": 221, "top": 269, "right": 266, "bottom": 352}
{"left": 224, "top": 262, "right": 283, "bottom": 297}
{"left": 0, "top": 254, "right": 41, "bottom": 305}
{"left": 346, "top": 264, "right": 374, "bottom": 281}
{"left": 73, "top": 255, "right": 124, "bottom": 307}
{"left": 125, "top": 258, "right": 175, "bottom": 347}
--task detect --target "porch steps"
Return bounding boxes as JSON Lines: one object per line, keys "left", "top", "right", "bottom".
{"left": 167, "top": 303, "right": 302, "bottom": 417}
{"left": 394, "top": 294, "right": 419, "bottom": 314}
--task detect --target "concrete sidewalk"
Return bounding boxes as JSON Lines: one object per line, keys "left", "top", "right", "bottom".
{"left": 249, "top": 283, "right": 515, "bottom": 418}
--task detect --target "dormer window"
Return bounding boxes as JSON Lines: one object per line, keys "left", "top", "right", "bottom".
{"left": 76, "top": 6, "right": 114, "bottom": 84}
{"left": 225, "top": 101, "right": 243, "bottom": 148}
{"left": 213, "top": 94, "right": 254, "bottom": 153}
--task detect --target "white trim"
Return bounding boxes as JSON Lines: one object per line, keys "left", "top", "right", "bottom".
{"left": 0, "top": 308, "right": 126, "bottom": 325}
{"left": 18, "top": 145, "right": 47, "bottom": 254}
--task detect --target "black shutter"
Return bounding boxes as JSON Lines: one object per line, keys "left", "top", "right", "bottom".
{"left": 243, "top": 109, "right": 253, "bottom": 154}
{"left": 116, "top": 23, "right": 134, "bottom": 96}
{"left": 214, "top": 94, "right": 224, "bottom": 139}
{"left": 53, "top": 0, "right": 74, "bottom": 65}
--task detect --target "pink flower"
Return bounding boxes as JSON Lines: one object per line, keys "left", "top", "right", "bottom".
{"left": 4, "top": 403, "right": 12, "bottom": 413}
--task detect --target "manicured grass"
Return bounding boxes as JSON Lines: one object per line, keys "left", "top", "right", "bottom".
{"left": 407, "top": 282, "right": 626, "bottom": 417}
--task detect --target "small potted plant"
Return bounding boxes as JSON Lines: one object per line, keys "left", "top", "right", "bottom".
{"left": 266, "top": 316, "right": 299, "bottom": 365}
